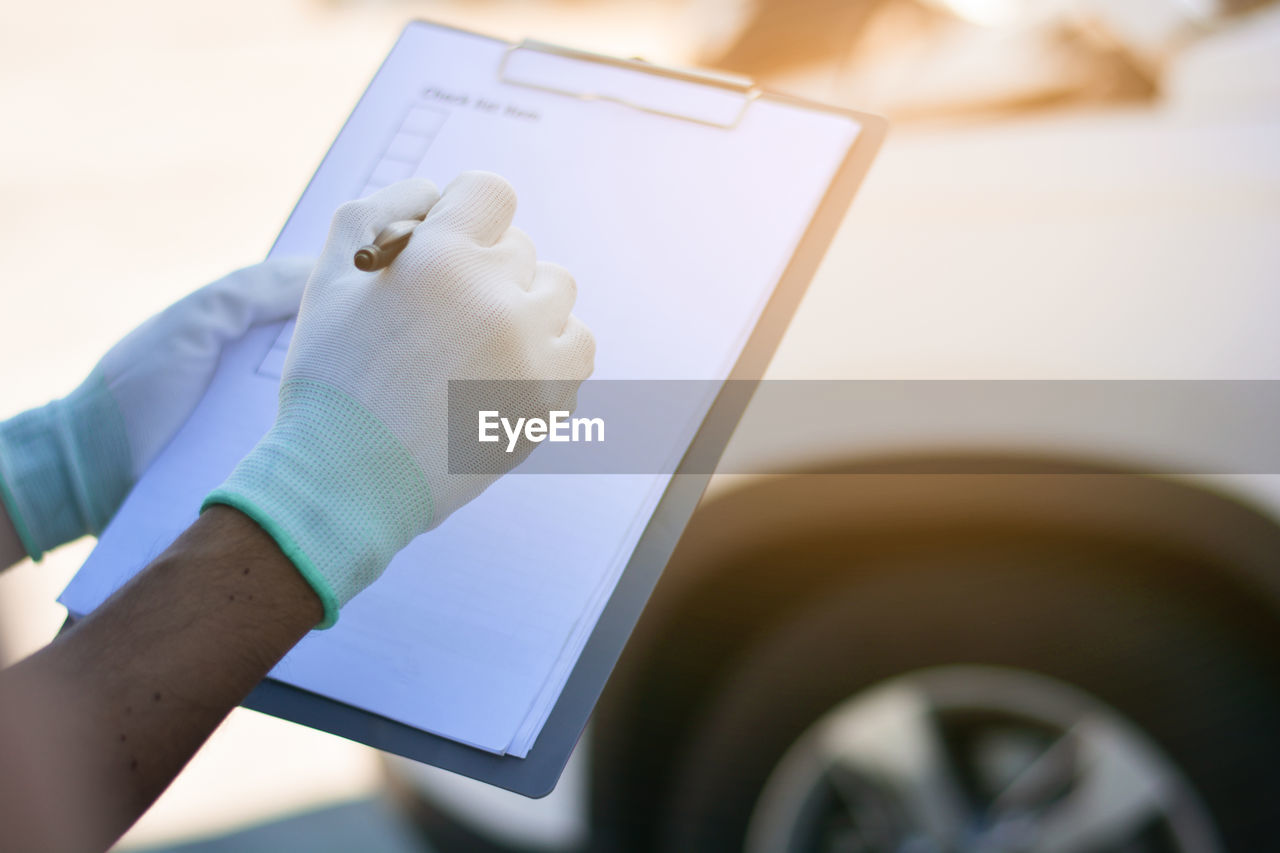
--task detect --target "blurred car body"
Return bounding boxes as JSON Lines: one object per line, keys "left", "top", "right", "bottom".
{"left": 387, "top": 3, "right": 1280, "bottom": 851}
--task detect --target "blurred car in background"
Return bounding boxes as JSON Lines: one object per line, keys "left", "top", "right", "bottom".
{"left": 385, "top": 0, "right": 1280, "bottom": 851}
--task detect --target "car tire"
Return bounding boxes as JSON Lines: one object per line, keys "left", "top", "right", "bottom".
{"left": 654, "top": 545, "right": 1280, "bottom": 851}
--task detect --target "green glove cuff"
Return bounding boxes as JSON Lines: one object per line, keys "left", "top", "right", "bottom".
{"left": 0, "top": 370, "right": 132, "bottom": 560}
{"left": 202, "top": 379, "right": 435, "bottom": 628}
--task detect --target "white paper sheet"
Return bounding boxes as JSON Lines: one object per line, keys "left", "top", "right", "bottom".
{"left": 60, "top": 22, "right": 859, "bottom": 757}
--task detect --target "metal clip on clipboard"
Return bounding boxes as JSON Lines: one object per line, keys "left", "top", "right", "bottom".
{"left": 498, "top": 39, "right": 760, "bottom": 130}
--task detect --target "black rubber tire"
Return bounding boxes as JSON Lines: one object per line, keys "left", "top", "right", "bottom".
{"left": 655, "top": 547, "right": 1280, "bottom": 852}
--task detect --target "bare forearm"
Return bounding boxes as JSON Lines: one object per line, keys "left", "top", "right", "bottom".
{"left": 0, "top": 506, "right": 322, "bottom": 852}
{"left": 0, "top": 499, "right": 24, "bottom": 570}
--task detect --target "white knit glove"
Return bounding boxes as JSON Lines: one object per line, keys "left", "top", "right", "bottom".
{"left": 0, "top": 258, "right": 311, "bottom": 559}
{"left": 205, "top": 173, "right": 596, "bottom": 626}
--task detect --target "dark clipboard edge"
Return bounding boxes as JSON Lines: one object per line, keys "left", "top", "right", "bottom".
{"left": 71, "top": 19, "right": 887, "bottom": 798}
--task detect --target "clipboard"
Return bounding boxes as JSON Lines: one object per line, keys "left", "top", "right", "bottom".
{"left": 65, "top": 20, "right": 885, "bottom": 798}
{"left": 245, "top": 21, "right": 883, "bottom": 797}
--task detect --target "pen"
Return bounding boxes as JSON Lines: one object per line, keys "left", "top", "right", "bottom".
{"left": 353, "top": 217, "right": 424, "bottom": 271}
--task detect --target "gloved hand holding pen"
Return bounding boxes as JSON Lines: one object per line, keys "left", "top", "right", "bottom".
{"left": 204, "top": 171, "right": 596, "bottom": 627}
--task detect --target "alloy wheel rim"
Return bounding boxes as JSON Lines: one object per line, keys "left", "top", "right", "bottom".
{"left": 744, "top": 665, "right": 1224, "bottom": 853}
